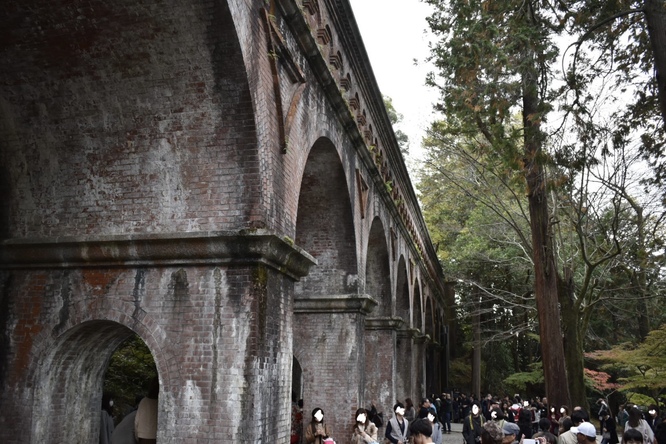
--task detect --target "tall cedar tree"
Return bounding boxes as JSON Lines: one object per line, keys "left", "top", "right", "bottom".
{"left": 425, "top": 0, "right": 571, "bottom": 407}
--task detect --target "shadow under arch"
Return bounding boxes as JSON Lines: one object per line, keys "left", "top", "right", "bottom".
{"left": 293, "top": 136, "right": 359, "bottom": 440}
{"left": 29, "top": 320, "right": 158, "bottom": 443}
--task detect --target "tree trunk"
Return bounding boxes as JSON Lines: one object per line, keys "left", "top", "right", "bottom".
{"left": 521, "top": 16, "right": 571, "bottom": 409}
{"left": 558, "top": 268, "right": 588, "bottom": 411}
{"left": 644, "top": 0, "right": 666, "bottom": 128}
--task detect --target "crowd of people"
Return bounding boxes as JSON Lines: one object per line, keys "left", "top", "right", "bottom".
{"left": 290, "top": 393, "right": 666, "bottom": 444}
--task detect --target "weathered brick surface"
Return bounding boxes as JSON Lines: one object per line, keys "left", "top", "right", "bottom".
{"left": 0, "top": 0, "right": 449, "bottom": 442}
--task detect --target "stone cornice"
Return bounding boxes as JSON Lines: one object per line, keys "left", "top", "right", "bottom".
{"left": 396, "top": 327, "right": 421, "bottom": 340}
{"left": 0, "top": 230, "right": 317, "bottom": 281}
{"left": 294, "top": 294, "right": 377, "bottom": 314}
{"left": 364, "top": 316, "right": 404, "bottom": 331}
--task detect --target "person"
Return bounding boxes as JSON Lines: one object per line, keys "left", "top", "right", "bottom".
{"left": 100, "top": 392, "right": 115, "bottom": 444}
{"left": 483, "top": 395, "right": 494, "bottom": 421}
{"left": 558, "top": 410, "right": 587, "bottom": 444}
{"left": 419, "top": 398, "right": 433, "bottom": 419}
{"left": 111, "top": 409, "right": 138, "bottom": 444}
{"left": 624, "top": 406, "right": 655, "bottom": 444}
{"left": 291, "top": 398, "right": 304, "bottom": 444}
{"left": 597, "top": 399, "right": 611, "bottom": 421}
{"left": 623, "top": 428, "right": 645, "bottom": 444}
{"left": 647, "top": 407, "right": 660, "bottom": 433}
{"left": 503, "top": 420, "right": 521, "bottom": 444}
{"left": 427, "top": 407, "right": 444, "bottom": 444}
{"left": 575, "top": 422, "right": 597, "bottom": 444}
{"left": 559, "top": 406, "right": 571, "bottom": 435}
{"left": 462, "top": 394, "right": 472, "bottom": 420}
{"left": 518, "top": 404, "right": 534, "bottom": 440}
{"left": 405, "top": 398, "right": 417, "bottom": 423}
{"left": 385, "top": 402, "right": 409, "bottom": 444}
{"left": 490, "top": 406, "right": 507, "bottom": 429}
{"left": 351, "top": 408, "right": 378, "bottom": 444}
{"left": 654, "top": 415, "right": 666, "bottom": 444}
{"left": 135, "top": 378, "right": 158, "bottom": 444}
{"left": 601, "top": 410, "right": 619, "bottom": 444}
{"left": 617, "top": 405, "right": 629, "bottom": 429}
{"left": 534, "top": 430, "right": 559, "bottom": 444}
{"left": 409, "top": 418, "right": 434, "bottom": 444}
{"left": 463, "top": 403, "right": 485, "bottom": 444}
{"left": 482, "top": 420, "right": 504, "bottom": 444}
{"left": 441, "top": 393, "right": 453, "bottom": 434}
{"left": 305, "top": 408, "right": 331, "bottom": 444}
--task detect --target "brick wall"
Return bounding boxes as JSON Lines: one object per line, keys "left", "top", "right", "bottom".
{"left": 0, "top": 0, "right": 261, "bottom": 238}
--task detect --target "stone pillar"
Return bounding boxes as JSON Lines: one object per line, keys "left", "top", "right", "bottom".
{"left": 0, "top": 232, "right": 315, "bottom": 443}
{"left": 293, "top": 294, "right": 376, "bottom": 443}
{"left": 364, "top": 316, "right": 403, "bottom": 424}
{"left": 395, "top": 328, "right": 419, "bottom": 402}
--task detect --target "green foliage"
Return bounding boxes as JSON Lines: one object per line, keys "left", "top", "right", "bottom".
{"left": 503, "top": 363, "right": 545, "bottom": 396}
{"left": 103, "top": 334, "right": 157, "bottom": 420}
{"left": 587, "top": 325, "right": 666, "bottom": 404}
{"left": 383, "top": 95, "right": 410, "bottom": 155}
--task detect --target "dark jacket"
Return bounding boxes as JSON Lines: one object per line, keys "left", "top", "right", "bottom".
{"left": 462, "top": 414, "right": 484, "bottom": 444}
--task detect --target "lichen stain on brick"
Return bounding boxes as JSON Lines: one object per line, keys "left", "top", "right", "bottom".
{"left": 51, "top": 271, "right": 73, "bottom": 336}
{"left": 168, "top": 269, "right": 189, "bottom": 304}
{"left": 211, "top": 268, "right": 225, "bottom": 402}
{"left": 131, "top": 269, "right": 146, "bottom": 318}
{"left": 253, "top": 265, "right": 268, "bottom": 345}
{"left": 9, "top": 274, "right": 47, "bottom": 386}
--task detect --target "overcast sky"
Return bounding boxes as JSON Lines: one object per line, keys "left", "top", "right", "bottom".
{"left": 349, "top": 0, "right": 440, "bottom": 163}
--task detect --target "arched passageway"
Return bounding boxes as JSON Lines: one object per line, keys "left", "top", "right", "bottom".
{"left": 363, "top": 217, "right": 394, "bottom": 416}
{"left": 293, "top": 138, "right": 360, "bottom": 440}
{"left": 30, "top": 321, "right": 159, "bottom": 443}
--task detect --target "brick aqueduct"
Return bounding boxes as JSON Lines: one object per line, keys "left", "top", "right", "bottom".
{"left": 0, "top": 0, "right": 453, "bottom": 442}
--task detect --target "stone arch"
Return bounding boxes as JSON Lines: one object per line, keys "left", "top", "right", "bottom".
{"left": 365, "top": 216, "right": 391, "bottom": 314}
{"left": 395, "top": 255, "right": 409, "bottom": 323}
{"left": 295, "top": 137, "right": 358, "bottom": 295}
{"left": 293, "top": 137, "right": 359, "bottom": 438}
{"left": 29, "top": 320, "right": 159, "bottom": 443}
{"left": 414, "top": 278, "right": 423, "bottom": 333}
{"left": 363, "top": 216, "right": 393, "bottom": 415}
{"left": 395, "top": 255, "right": 411, "bottom": 400}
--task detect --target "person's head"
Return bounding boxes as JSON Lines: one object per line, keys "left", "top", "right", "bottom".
{"left": 539, "top": 417, "right": 551, "bottom": 431}
{"left": 355, "top": 408, "right": 369, "bottom": 426}
{"left": 502, "top": 420, "right": 520, "bottom": 444}
{"left": 409, "top": 418, "right": 433, "bottom": 444}
{"left": 560, "top": 405, "right": 570, "bottom": 416}
{"left": 421, "top": 397, "right": 431, "bottom": 408}
{"left": 628, "top": 406, "right": 643, "bottom": 427}
{"left": 101, "top": 392, "right": 114, "bottom": 415}
{"left": 571, "top": 409, "right": 588, "bottom": 426}
{"left": 472, "top": 402, "right": 481, "bottom": 416}
{"left": 405, "top": 398, "right": 414, "bottom": 409}
{"left": 312, "top": 408, "right": 324, "bottom": 423}
{"left": 648, "top": 405, "right": 659, "bottom": 418}
{"left": 534, "top": 432, "right": 558, "bottom": 444}
{"left": 575, "top": 422, "right": 597, "bottom": 444}
{"left": 394, "top": 402, "right": 405, "bottom": 417}
{"left": 622, "top": 428, "right": 644, "bottom": 444}
{"left": 491, "top": 406, "right": 505, "bottom": 421}
{"left": 482, "top": 420, "right": 504, "bottom": 444}
{"left": 561, "top": 418, "right": 573, "bottom": 433}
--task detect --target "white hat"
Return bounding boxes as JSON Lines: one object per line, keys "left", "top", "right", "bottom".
{"left": 577, "top": 422, "right": 597, "bottom": 438}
